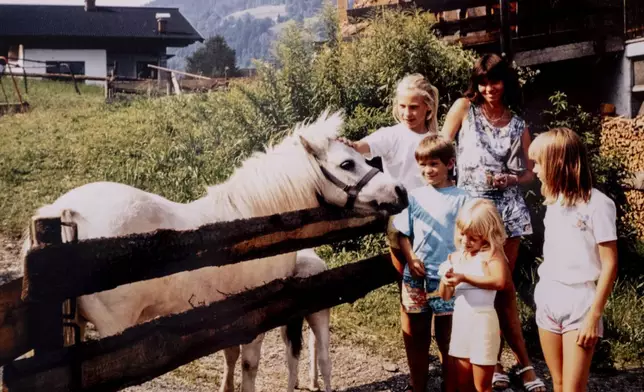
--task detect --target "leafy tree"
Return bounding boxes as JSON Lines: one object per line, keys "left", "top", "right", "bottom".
{"left": 186, "top": 35, "right": 238, "bottom": 77}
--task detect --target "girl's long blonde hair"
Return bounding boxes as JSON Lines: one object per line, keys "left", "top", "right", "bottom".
{"left": 455, "top": 199, "right": 507, "bottom": 257}
{"left": 528, "top": 127, "right": 593, "bottom": 206}
{"left": 392, "top": 74, "right": 439, "bottom": 133}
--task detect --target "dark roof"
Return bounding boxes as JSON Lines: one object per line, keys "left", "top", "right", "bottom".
{"left": 0, "top": 4, "right": 203, "bottom": 43}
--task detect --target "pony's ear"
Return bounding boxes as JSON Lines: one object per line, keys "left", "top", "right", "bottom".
{"left": 299, "top": 135, "right": 323, "bottom": 158}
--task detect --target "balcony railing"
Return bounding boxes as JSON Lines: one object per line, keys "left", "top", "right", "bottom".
{"left": 626, "top": 0, "right": 644, "bottom": 41}
{"left": 345, "top": 0, "right": 634, "bottom": 50}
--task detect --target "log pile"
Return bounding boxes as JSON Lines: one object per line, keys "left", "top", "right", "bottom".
{"left": 600, "top": 115, "right": 644, "bottom": 237}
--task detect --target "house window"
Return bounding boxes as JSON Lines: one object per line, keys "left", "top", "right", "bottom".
{"left": 634, "top": 59, "right": 644, "bottom": 87}
{"left": 46, "top": 61, "right": 85, "bottom": 81}
{"left": 136, "top": 62, "right": 157, "bottom": 79}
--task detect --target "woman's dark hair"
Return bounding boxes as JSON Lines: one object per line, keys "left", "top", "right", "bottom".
{"left": 464, "top": 53, "right": 523, "bottom": 111}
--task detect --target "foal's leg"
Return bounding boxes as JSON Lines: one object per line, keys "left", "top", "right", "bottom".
{"left": 280, "top": 325, "right": 301, "bottom": 392}
{"left": 293, "top": 249, "right": 332, "bottom": 392}
{"left": 308, "top": 327, "right": 318, "bottom": 391}
{"left": 306, "top": 309, "right": 332, "bottom": 392}
{"left": 220, "top": 346, "right": 240, "bottom": 392}
{"left": 240, "top": 334, "right": 265, "bottom": 392}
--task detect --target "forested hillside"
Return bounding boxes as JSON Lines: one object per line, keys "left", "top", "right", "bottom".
{"left": 147, "top": 0, "right": 332, "bottom": 68}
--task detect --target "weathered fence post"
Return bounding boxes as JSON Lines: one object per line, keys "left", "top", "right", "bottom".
{"left": 24, "top": 212, "right": 79, "bottom": 351}
{"left": 24, "top": 217, "right": 65, "bottom": 353}
{"left": 60, "top": 210, "right": 79, "bottom": 347}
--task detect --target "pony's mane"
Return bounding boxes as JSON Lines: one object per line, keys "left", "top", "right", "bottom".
{"left": 206, "top": 110, "right": 344, "bottom": 217}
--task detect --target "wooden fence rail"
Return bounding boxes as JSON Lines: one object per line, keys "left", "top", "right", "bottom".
{"left": 4, "top": 253, "right": 398, "bottom": 392}
{"left": 0, "top": 278, "right": 29, "bottom": 366}
{"left": 23, "top": 207, "right": 388, "bottom": 302}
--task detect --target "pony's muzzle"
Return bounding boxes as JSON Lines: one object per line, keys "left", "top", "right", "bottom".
{"left": 369, "top": 185, "right": 408, "bottom": 214}
{"left": 395, "top": 185, "right": 408, "bottom": 207}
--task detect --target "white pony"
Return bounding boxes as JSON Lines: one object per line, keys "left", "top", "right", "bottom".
{"left": 22, "top": 110, "right": 408, "bottom": 392}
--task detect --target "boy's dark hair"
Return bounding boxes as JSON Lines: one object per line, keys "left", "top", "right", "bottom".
{"left": 464, "top": 53, "right": 523, "bottom": 111}
{"left": 415, "top": 134, "right": 455, "bottom": 165}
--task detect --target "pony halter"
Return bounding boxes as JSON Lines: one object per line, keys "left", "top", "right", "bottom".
{"left": 318, "top": 165, "right": 381, "bottom": 209}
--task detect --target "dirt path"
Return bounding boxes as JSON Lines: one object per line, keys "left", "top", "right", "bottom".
{"left": 0, "top": 235, "right": 21, "bottom": 285}
{"left": 0, "top": 235, "right": 642, "bottom": 392}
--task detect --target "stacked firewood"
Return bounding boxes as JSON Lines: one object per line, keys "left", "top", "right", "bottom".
{"left": 600, "top": 115, "right": 644, "bottom": 237}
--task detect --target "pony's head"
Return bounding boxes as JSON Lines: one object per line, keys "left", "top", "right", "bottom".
{"left": 296, "top": 110, "right": 408, "bottom": 215}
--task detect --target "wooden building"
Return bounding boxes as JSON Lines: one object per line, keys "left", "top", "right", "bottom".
{"left": 339, "top": 0, "right": 644, "bottom": 117}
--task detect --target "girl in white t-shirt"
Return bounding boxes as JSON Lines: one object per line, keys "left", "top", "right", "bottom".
{"left": 528, "top": 128, "right": 618, "bottom": 392}
{"left": 339, "top": 73, "right": 440, "bottom": 192}
{"left": 438, "top": 198, "right": 510, "bottom": 392}
{"left": 340, "top": 74, "right": 441, "bottom": 392}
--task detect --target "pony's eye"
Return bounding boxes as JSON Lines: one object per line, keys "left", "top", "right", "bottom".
{"left": 340, "top": 160, "right": 355, "bottom": 171}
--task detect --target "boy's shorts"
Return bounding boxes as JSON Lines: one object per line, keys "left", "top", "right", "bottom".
{"left": 534, "top": 279, "right": 604, "bottom": 336}
{"left": 401, "top": 275, "right": 454, "bottom": 315}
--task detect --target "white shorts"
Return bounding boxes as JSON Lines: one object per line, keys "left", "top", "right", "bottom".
{"left": 534, "top": 279, "right": 603, "bottom": 336}
{"left": 449, "top": 306, "right": 500, "bottom": 366}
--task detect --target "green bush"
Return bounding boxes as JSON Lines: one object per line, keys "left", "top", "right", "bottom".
{"left": 241, "top": 5, "right": 476, "bottom": 136}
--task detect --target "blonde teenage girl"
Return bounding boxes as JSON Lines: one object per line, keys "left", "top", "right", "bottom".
{"left": 340, "top": 75, "right": 443, "bottom": 392}
{"left": 339, "top": 73, "right": 440, "bottom": 192}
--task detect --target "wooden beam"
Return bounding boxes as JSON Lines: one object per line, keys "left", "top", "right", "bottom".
{"left": 60, "top": 211, "right": 79, "bottom": 348}
{"left": 16, "top": 72, "right": 142, "bottom": 82}
{"left": 147, "top": 64, "right": 213, "bottom": 80}
{"left": 23, "top": 208, "right": 389, "bottom": 302}
{"left": 444, "top": 30, "right": 500, "bottom": 47}
{"left": 347, "top": 0, "right": 494, "bottom": 18}
{"left": 513, "top": 36, "right": 624, "bottom": 67}
{"left": 3, "top": 253, "right": 399, "bottom": 392}
{"left": 0, "top": 278, "right": 31, "bottom": 366}
{"left": 433, "top": 13, "right": 518, "bottom": 36}
{"left": 347, "top": 3, "right": 413, "bottom": 20}
{"left": 499, "top": 0, "right": 512, "bottom": 59}
{"left": 414, "top": 0, "right": 494, "bottom": 12}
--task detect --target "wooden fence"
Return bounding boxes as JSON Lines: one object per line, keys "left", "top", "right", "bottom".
{"left": 0, "top": 206, "right": 400, "bottom": 391}
{"left": 626, "top": 0, "right": 644, "bottom": 40}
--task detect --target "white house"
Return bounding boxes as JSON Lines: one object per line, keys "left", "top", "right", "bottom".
{"left": 0, "top": 0, "right": 203, "bottom": 86}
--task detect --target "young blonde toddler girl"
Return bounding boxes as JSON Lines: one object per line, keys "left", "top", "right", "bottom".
{"left": 439, "top": 198, "right": 510, "bottom": 392}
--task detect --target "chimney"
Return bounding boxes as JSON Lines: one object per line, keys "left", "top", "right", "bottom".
{"left": 84, "top": 0, "right": 96, "bottom": 11}
{"left": 156, "top": 13, "right": 171, "bottom": 34}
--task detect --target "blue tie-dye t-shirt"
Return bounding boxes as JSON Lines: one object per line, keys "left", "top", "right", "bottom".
{"left": 393, "top": 185, "right": 470, "bottom": 284}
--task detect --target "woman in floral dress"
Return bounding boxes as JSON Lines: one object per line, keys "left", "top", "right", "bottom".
{"left": 441, "top": 53, "right": 546, "bottom": 392}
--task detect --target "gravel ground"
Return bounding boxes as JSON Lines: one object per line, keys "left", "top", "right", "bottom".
{"left": 1, "top": 236, "right": 642, "bottom": 392}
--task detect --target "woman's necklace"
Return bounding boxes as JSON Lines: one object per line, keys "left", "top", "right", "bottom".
{"left": 482, "top": 104, "right": 510, "bottom": 126}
